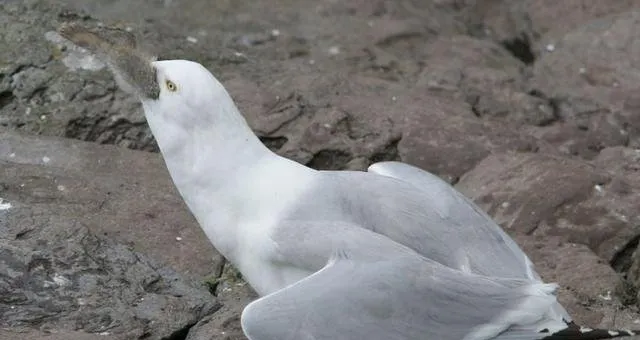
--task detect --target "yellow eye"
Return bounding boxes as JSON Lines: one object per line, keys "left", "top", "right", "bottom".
{"left": 165, "top": 80, "right": 178, "bottom": 92}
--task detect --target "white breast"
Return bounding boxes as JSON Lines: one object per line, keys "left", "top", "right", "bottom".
{"left": 227, "top": 157, "right": 318, "bottom": 296}
{"left": 234, "top": 220, "right": 313, "bottom": 296}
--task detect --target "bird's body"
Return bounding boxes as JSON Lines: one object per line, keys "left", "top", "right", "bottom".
{"left": 57, "top": 23, "right": 639, "bottom": 340}
{"left": 141, "top": 65, "right": 536, "bottom": 293}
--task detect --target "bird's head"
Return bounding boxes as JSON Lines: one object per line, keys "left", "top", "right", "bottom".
{"left": 142, "top": 59, "right": 239, "bottom": 131}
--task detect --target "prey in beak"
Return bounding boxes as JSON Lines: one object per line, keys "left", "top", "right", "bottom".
{"left": 58, "top": 22, "right": 160, "bottom": 100}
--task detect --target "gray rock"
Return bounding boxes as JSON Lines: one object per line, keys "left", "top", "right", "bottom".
{"left": 0, "top": 329, "right": 121, "bottom": 340}
{"left": 395, "top": 93, "right": 539, "bottom": 183}
{"left": 0, "top": 131, "right": 223, "bottom": 338}
{"left": 228, "top": 67, "right": 539, "bottom": 181}
{"left": 0, "top": 0, "right": 155, "bottom": 150}
{"left": 526, "top": 0, "right": 638, "bottom": 53}
{"left": 225, "top": 74, "right": 405, "bottom": 171}
{"left": 185, "top": 263, "right": 257, "bottom": 340}
{"left": 0, "top": 223, "right": 218, "bottom": 339}
{"left": 0, "top": 132, "right": 223, "bottom": 280}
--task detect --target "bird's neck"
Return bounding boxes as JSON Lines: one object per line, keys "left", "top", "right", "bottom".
{"left": 147, "top": 115, "right": 313, "bottom": 261}
{"left": 159, "top": 122, "right": 270, "bottom": 193}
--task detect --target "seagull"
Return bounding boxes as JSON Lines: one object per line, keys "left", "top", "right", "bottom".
{"left": 58, "top": 22, "right": 639, "bottom": 340}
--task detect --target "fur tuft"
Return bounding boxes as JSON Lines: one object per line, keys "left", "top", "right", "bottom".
{"left": 58, "top": 22, "right": 160, "bottom": 99}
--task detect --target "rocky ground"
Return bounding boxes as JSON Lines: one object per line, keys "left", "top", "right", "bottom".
{"left": 2, "top": 0, "right": 640, "bottom": 339}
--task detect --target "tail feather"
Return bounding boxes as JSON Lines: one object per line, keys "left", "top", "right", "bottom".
{"left": 540, "top": 322, "right": 640, "bottom": 339}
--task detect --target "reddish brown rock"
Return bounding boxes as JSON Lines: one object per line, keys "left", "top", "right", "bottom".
{"left": 531, "top": 11, "right": 640, "bottom": 157}
{"left": 457, "top": 152, "right": 639, "bottom": 262}
{"left": 514, "top": 235, "right": 623, "bottom": 326}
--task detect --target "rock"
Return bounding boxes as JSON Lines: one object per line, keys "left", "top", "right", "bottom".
{"left": 0, "top": 329, "right": 121, "bottom": 340}
{"left": 531, "top": 11, "right": 640, "bottom": 158}
{"left": 229, "top": 69, "right": 538, "bottom": 180}
{"left": 594, "top": 146, "right": 640, "bottom": 188}
{"left": 513, "top": 234, "right": 623, "bottom": 325}
{"left": 457, "top": 152, "right": 640, "bottom": 262}
{"left": 223, "top": 33, "right": 551, "bottom": 180}
{"left": 396, "top": 94, "right": 538, "bottom": 183}
{"left": 225, "top": 73, "right": 405, "bottom": 171}
{"left": 357, "top": 31, "right": 556, "bottom": 129}
{"left": 0, "top": 0, "right": 154, "bottom": 150}
{"left": 468, "top": 1, "right": 638, "bottom": 60}
{"left": 458, "top": 152, "right": 640, "bottom": 326}
{"left": 0, "top": 224, "right": 219, "bottom": 339}
{"left": 0, "top": 131, "right": 223, "bottom": 339}
{"left": 0, "top": 131, "right": 223, "bottom": 280}
{"left": 594, "top": 147, "right": 640, "bottom": 290}
{"left": 186, "top": 266, "right": 257, "bottom": 340}
{"left": 527, "top": 0, "right": 639, "bottom": 53}
{"left": 414, "top": 35, "right": 556, "bottom": 127}
{"left": 0, "top": 1, "right": 139, "bottom": 149}
{"left": 465, "top": 0, "right": 532, "bottom": 50}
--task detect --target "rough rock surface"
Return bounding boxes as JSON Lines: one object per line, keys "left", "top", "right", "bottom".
{"left": 2, "top": 0, "right": 640, "bottom": 339}
{"left": 0, "top": 132, "right": 222, "bottom": 280}
{"left": 0, "top": 132, "right": 220, "bottom": 339}
{"left": 457, "top": 152, "right": 640, "bottom": 324}
{"left": 530, "top": 10, "right": 640, "bottom": 158}
{"left": 457, "top": 152, "right": 640, "bottom": 262}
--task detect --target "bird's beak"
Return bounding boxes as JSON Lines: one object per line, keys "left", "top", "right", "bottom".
{"left": 58, "top": 22, "right": 160, "bottom": 100}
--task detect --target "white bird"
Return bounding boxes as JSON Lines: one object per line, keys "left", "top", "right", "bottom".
{"left": 58, "top": 23, "right": 639, "bottom": 340}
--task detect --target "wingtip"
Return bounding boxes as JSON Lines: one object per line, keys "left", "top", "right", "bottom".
{"left": 541, "top": 322, "right": 640, "bottom": 339}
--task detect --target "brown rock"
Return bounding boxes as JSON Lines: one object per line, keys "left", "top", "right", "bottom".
{"left": 414, "top": 35, "right": 556, "bottom": 127}
{"left": 529, "top": 0, "right": 640, "bottom": 52}
{"left": 514, "top": 234, "right": 623, "bottom": 326}
{"left": 531, "top": 11, "right": 640, "bottom": 157}
{"left": 594, "top": 147, "right": 640, "bottom": 291}
{"left": 228, "top": 68, "right": 539, "bottom": 180}
{"left": 459, "top": 151, "right": 640, "bottom": 326}
{"left": 468, "top": 0, "right": 639, "bottom": 58}
{"left": 594, "top": 146, "right": 640, "bottom": 188}
{"left": 457, "top": 152, "right": 639, "bottom": 262}
{"left": 397, "top": 94, "right": 538, "bottom": 182}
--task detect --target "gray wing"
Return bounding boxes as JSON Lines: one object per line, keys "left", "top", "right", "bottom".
{"left": 241, "top": 251, "right": 561, "bottom": 340}
{"left": 293, "top": 167, "right": 531, "bottom": 281}
{"left": 366, "top": 161, "right": 539, "bottom": 280}
{"left": 365, "top": 161, "right": 571, "bottom": 322}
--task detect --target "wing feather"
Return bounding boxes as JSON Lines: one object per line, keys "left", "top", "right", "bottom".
{"left": 242, "top": 253, "right": 558, "bottom": 340}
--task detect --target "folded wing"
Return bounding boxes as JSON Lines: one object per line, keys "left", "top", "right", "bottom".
{"left": 366, "top": 161, "right": 570, "bottom": 322}
{"left": 241, "top": 251, "right": 561, "bottom": 340}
